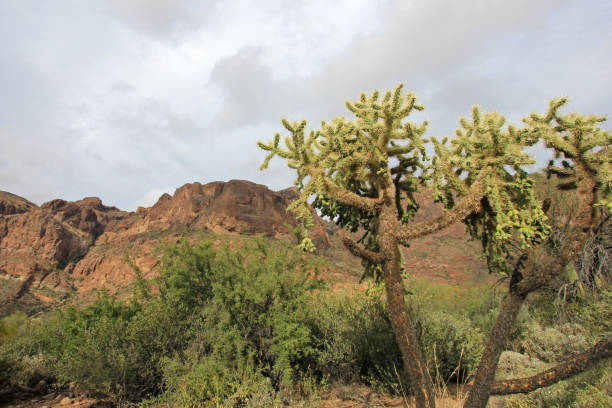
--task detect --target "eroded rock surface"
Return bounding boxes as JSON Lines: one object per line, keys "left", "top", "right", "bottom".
{"left": 0, "top": 180, "right": 329, "bottom": 314}
{"left": 0, "top": 191, "right": 38, "bottom": 215}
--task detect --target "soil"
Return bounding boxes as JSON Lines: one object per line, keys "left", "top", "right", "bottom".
{"left": 0, "top": 392, "right": 112, "bottom": 408}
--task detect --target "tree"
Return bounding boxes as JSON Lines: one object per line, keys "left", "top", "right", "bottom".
{"left": 258, "top": 84, "right": 612, "bottom": 408}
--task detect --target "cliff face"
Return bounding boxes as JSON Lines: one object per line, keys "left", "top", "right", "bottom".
{"left": 0, "top": 180, "right": 489, "bottom": 316}
{"left": 141, "top": 180, "right": 299, "bottom": 235}
{"left": 0, "top": 191, "right": 38, "bottom": 215}
{"left": 0, "top": 180, "right": 329, "bottom": 314}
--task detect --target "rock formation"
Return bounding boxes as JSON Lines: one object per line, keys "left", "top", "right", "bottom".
{"left": 1, "top": 180, "right": 488, "bottom": 316}
{"left": 0, "top": 180, "right": 330, "bottom": 314}
{"left": 0, "top": 191, "right": 38, "bottom": 215}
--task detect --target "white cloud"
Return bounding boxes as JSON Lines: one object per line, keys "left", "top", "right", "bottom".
{"left": 0, "top": 0, "right": 610, "bottom": 210}
{"left": 103, "top": 0, "right": 216, "bottom": 41}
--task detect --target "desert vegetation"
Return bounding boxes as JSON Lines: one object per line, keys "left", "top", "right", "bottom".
{"left": 1, "top": 85, "right": 611, "bottom": 407}
{"left": 0, "top": 233, "right": 610, "bottom": 407}
{"left": 258, "top": 84, "right": 612, "bottom": 407}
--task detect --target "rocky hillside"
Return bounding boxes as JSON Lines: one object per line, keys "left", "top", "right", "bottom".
{"left": 0, "top": 180, "right": 489, "bottom": 316}
{"left": 0, "top": 191, "right": 37, "bottom": 215}
{"left": 0, "top": 180, "right": 330, "bottom": 315}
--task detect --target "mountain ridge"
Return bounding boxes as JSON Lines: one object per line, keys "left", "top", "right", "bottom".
{"left": 0, "top": 179, "right": 488, "bottom": 316}
{"left": 0, "top": 180, "right": 331, "bottom": 315}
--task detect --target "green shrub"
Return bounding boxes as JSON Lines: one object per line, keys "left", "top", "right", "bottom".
{"left": 505, "top": 360, "right": 612, "bottom": 408}
{"left": 401, "top": 278, "right": 493, "bottom": 381}
{"left": 157, "top": 354, "right": 280, "bottom": 407}
{"left": 496, "top": 351, "right": 547, "bottom": 380}
{"left": 520, "top": 322, "right": 590, "bottom": 362}
{"left": 0, "top": 238, "right": 323, "bottom": 404}
{"left": 309, "top": 282, "right": 489, "bottom": 391}
{"left": 503, "top": 286, "right": 612, "bottom": 408}
{"left": 3, "top": 293, "right": 176, "bottom": 402}
{"left": 2, "top": 237, "right": 541, "bottom": 405}
{"left": 418, "top": 310, "right": 485, "bottom": 381}
{"left": 179, "top": 239, "right": 321, "bottom": 391}
{"left": 309, "top": 294, "right": 407, "bottom": 391}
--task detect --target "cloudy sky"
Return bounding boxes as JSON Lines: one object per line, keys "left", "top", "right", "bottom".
{"left": 1, "top": 0, "right": 610, "bottom": 210}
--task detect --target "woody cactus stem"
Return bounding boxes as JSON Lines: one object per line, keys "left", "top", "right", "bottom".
{"left": 489, "top": 333, "right": 612, "bottom": 395}
{"left": 461, "top": 281, "right": 528, "bottom": 408}
{"left": 333, "top": 173, "right": 439, "bottom": 407}
{"left": 258, "top": 85, "right": 611, "bottom": 408}
{"left": 380, "top": 179, "right": 436, "bottom": 408}
{"left": 463, "top": 126, "right": 600, "bottom": 408}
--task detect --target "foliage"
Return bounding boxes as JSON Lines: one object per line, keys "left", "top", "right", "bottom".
{"left": 2, "top": 236, "right": 521, "bottom": 405}
{"left": 500, "top": 287, "right": 612, "bottom": 408}
{"left": 0, "top": 239, "right": 324, "bottom": 405}
{"left": 503, "top": 352, "right": 612, "bottom": 408}
{"left": 156, "top": 354, "right": 278, "bottom": 408}
{"left": 0, "top": 312, "right": 27, "bottom": 343}
{"left": 519, "top": 322, "right": 590, "bottom": 363}
{"left": 309, "top": 280, "right": 501, "bottom": 392}
{"left": 258, "top": 84, "right": 562, "bottom": 276}
{"left": 258, "top": 83, "right": 612, "bottom": 408}
{"left": 177, "top": 239, "right": 322, "bottom": 390}
{"left": 308, "top": 294, "right": 407, "bottom": 390}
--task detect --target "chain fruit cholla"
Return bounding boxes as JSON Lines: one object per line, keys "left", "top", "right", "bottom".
{"left": 258, "top": 84, "right": 612, "bottom": 408}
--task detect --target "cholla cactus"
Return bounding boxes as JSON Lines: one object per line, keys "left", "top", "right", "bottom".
{"left": 258, "top": 85, "right": 612, "bottom": 408}
{"left": 259, "top": 85, "right": 430, "bottom": 253}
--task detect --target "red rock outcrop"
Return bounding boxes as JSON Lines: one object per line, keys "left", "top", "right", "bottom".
{"left": 2, "top": 179, "right": 488, "bottom": 315}
{"left": 140, "top": 180, "right": 300, "bottom": 235}
{"left": 0, "top": 180, "right": 330, "bottom": 313}
{"left": 0, "top": 191, "right": 38, "bottom": 215}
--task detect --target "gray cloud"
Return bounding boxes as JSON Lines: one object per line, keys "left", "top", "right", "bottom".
{"left": 0, "top": 0, "right": 610, "bottom": 211}
{"left": 109, "top": 80, "right": 137, "bottom": 94}
{"left": 209, "top": 46, "right": 283, "bottom": 127}
{"left": 103, "top": 0, "right": 216, "bottom": 41}
{"left": 208, "top": 0, "right": 570, "bottom": 130}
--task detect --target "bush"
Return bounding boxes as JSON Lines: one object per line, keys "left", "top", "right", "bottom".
{"left": 496, "top": 351, "right": 547, "bottom": 380}
{"left": 1, "top": 238, "right": 323, "bottom": 405}
{"left": 308, "top": 279, "right": 492, "bottom": 392}
{"left": 157, "top": 354, "right": 278, "bottom": 407}
{"left": 503, "top": 287, "right": 612, "bottom": 408}
{"left": 520, "top": 322, "right": 590, "bottom": 363}
{"left": 4, "top": 293, "right": 172, "bottom": 402}
{"left": 504, "top": 360, "right": 612, "bottom": 408}
{"left": 0, "top": 312, "right": 27, "bottom": 343}
{"left": 418, "top": 310, "right": 485, "bottom": 381}
{"left": 168, "top": 239, "right": 322, "bottom": 399}
{"left": 402, "top": 278, "right": 494, "bottom": 381}
{"left": 310, "top": 294, "right": 407, "bottom": 391}
{"left": 0, "top": 237, "right": 525, "bottom": 405}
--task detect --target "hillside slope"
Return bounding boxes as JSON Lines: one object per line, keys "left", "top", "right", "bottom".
{"left": 0, "top": 180, "right": 488, "bottom": 316}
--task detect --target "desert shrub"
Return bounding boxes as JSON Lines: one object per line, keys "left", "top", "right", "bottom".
{"left": 156, "top": 354, "right": 278, "bottom": 408}
{"left": 572, "top": 365, "right": 612, "bottom": 408}
{"left": 503, "top": 285, "right": 612, "bottom": 408}
{"left": 519, "top": 321, "right": 590, "bottom": 362}
{"left": 173, "top": 239, "right": 321, "bottom": 392}
{"left": 1, "top": 238, "right": 322, "bottom": 405}
{"left": 2, "top": 238, "right": 531, "bottom": 404}
{"left": 0, "top": 354, "right": 19, "bottom": 400}
{"left": 309, "top": 280, "right": 492, "bottom": 392}
{"left": 505, "top": 360, "right": 612, "bottom": 408}
{"left": 557, "top": 288, "right": 612, "bottom": 333}
{"left": 401, "top": 278, "right": 496, "bottom": 381}
{"left": 149, "top": 238, "right": 323, "bottom": 405}
{"left": 0, "top": 312, "right": 27, "bottom": 343}
{"left": 417, "top": 310, "right": 485, "bottom": 381}
{"left": 309, "top": 294, "right": 407, "bottom": 391}
{"left": 496, "top": 351, "right": 547, "bottom": 380}
{"left": 4, "top": 292, "right": 178, "bottom": 402}
{"left": 402, "top": 277, "right": 502, "bottom": 334}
